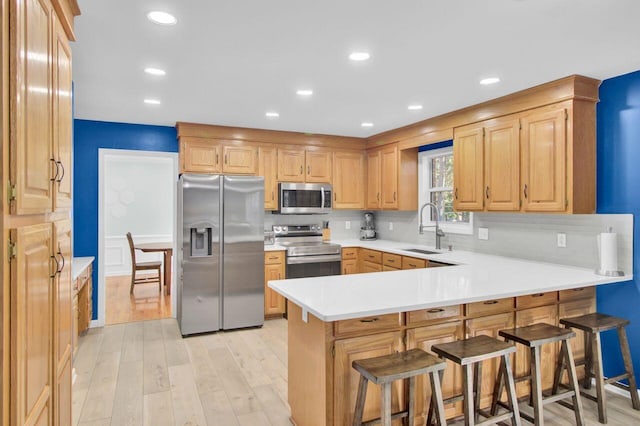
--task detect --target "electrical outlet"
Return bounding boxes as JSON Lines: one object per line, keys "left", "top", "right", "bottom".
{"left": 389, "top": 222, "right": 393, "bottom": 231}
{"left": 478, "top": 227, "right": 489, "bottom": 240}
{"left": 345, "top": 221, "right": 351, "bottom": 230}
{"left": 557, "top": 232, "right": 567, "bottom": 248}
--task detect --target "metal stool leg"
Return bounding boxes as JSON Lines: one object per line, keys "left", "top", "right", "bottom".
{"left": 618, "top": 325, "right": 640, "bottom": 410}
{"left": 353, "top": 375, "right": 368, "bottom": 426}
{"left": 564, "top": 340, "right": 585, "bottom": 426}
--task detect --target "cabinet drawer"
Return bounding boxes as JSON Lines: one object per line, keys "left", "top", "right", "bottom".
{"left": 466, "top": 297, "right": 514, "bottom": 317}
{"left": 264, "top": 251, "right": 285, "bottom": 265}
{"left": 559, "top": 286, "right": 595, "bottom": 302}
{"left": 516, "top": 292, "right": 558, "bottom": 309}
{"left": 382, "top": 265, "right": 400, "bottom": 272}
{"left": 382, "top": 253, "right": 402, "bottom": 268}
{"left": 361, "top": 260, "right": 383, "bottom": 273}
{"left": 342, "top": 247, "right": 358, "bottom": 260}
{"left": 335, "top": 313, "right": 402, "bottom": 337}
{"left": 407, "top": 305, "right": 461, "bottom": 325}
{"left": 402, "top": 256, "right": 427, "bottom": 269}
{"left": 428, "top": 260, "right": 454, "bottom": 268}
{"left": 361, "top": 249, "right": 381, "bottom": 264}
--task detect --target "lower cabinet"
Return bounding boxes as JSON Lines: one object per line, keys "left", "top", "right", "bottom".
{"left": 406, "top": 321, "right": 464, "bottom": 421}
{"left": 264, "top": 251, "right": 286, "bottom": 317}
{"left": 333, "top": 331, "right": 404, "bottom": 425}
{"left": 342, "top": 247, "right": 359, "bottom": 275}
{"left": 559, "top": 289, "right": 596, "bottom": 382}
{"left": 361, "top": 260, "right": 383, "bottom": 273}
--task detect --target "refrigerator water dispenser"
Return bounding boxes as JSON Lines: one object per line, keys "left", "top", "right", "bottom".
{"left": 190, "top": 228, "right": 212, "bottom": 257}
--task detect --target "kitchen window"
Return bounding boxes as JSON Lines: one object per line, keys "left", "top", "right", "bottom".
{"left": 419, "top": 145, "right": 473, "bottom": 235}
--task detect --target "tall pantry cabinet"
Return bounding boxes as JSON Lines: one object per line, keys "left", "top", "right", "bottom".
{"left": 2, "top": 0, "right": 80, "bottom": 425}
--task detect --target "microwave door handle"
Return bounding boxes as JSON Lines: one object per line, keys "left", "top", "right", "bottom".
{"left": 320, "top": 187, "right": 325, "bottom": 211}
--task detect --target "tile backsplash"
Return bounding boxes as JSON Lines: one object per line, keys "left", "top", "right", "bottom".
{"left": 265, "top": 210, "right": 634, "bottom": 273}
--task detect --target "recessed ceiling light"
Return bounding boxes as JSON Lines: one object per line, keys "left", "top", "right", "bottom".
{"left": 361, "top": 122, "right": 374, "bottom": 127}
{"left": 408, "top": 104, "right": 423, "bottom": 111}
{"left": 480, "top": 77, "right": 501, "bottom": 85}
{"left": 147, "top": 11, "right": 177, "bottom": 25}
{"left": 296, "top": 89, "right": 313, "bottom": 96}
{"left": 265, "top": 112, "right": 280, "bottom": 118}
{"left": 144, "top": 99, "right": 161, "bottom": 105}
{"left": 144, "top": 67, "right": 166, "bottom": 76}
{"left": 349, "top": 52, "right": 371, "bottom": 61}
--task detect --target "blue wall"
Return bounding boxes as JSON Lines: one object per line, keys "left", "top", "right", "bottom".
{"left": 73, "top": 119, "right": 178, "bottom": 318}
{"left": 596, "top": 70, "right": 640, "bottom": 381}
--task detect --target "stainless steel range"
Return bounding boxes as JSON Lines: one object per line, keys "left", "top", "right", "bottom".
{"left": 273, "top": 224, "right": 342, "bottom": 278}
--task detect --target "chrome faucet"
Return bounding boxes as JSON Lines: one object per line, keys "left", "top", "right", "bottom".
{"left": 419, "top": 202, "right": 445, "bottom": 250}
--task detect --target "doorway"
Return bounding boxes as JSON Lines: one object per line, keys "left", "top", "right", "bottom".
{"left": 98, "top": 149, "right": 178, "bottom": 325}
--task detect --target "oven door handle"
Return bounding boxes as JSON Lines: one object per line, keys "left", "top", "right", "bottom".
{"left": 286, "top": 254, "right": 341, "bottom": 265}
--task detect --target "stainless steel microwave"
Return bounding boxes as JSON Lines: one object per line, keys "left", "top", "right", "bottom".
{"left": 277, "top": 183, "right": 332, "bottom": 214}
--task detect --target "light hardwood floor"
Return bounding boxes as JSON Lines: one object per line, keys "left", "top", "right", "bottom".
{"left": 72, "top": 318, "right": 640, "bottom": 426}
{"left": 106, "top": 275, "right": 172, "bottom": 325}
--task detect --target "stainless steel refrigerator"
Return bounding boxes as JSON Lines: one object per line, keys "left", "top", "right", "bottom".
{"left": 177, "top": 174, "right": 265, "bottom": 335}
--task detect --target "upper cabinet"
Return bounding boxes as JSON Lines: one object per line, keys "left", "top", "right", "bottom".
{"left": 258, "top": 146, "right": 278, "bottom": 210}
{"left": 333, "top": 151, "right": 366, "bottom": 209}
{"left": 221, "top": 144, "right": 258, "bottom": 174}
{"left": 367, "top": 144, "right": 417, "bottom": 211}
{"left": 277, "top": 147, "right": 332, "bottom": 183}
{"left": 180, "top": 138, "right": 258, "bottom": 175}
{"left": 453, "top": 100, "right": 594, "bottom": 214}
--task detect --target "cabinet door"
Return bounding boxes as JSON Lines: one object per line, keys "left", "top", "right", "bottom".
{"left": 333, "top": 151, "right": 365, "bottom": 209}
{"left": 521, "top": 107, "right": 567, "bottom": 212}
{"left": 181, "top": 138, "right": 221, "bottom": 173}
{"left": 334, "top": 332, "right": 404, "bottom": 425}
{"left": 11, "top": 223, "right": 54, "bottom": 425}
{"left": 277, "top": 148, "right": 305, "bottom": 182}
{"left": 222, "top": 144, "right": 257, "bottom": 174}
{"left": 514, "top": 305, "right": 558, "bottom": 397}
{"left": 52, "top": 17, "right": 73, "bottom": 211}
{"left": 53, "top": 219, "right": 72, "bottom": 425}
{"left": 366, "top": 150, "right": 381, "bottom": 209}
{"left": 361, "top": 260, "right": 382, "bottom": 273}
{"left": 453, "top": 125, "right": 484, "bottom": 211}
{"left": 264, "top": 263, "right": 285, "bottom": 316}
{"left": 11, "top": 0, "right": 55, "bottom": 215}
{"left": 465, "top": 312, "right": 514, "bottom": 409}
{"left": 406, "top": 322, "right": 464, "bottom": 421}
{"left": 484, "top": 117, "right": 520, "bottom": 211}
{"left": 381, "top": 146, "right": 399, "bottom": 209}
{"left": 342, "top": 259, "right": 358, "bottom": 275}
{"left": 259, "top": 146, "right": 278, "bottom": 210}
{"left": 306, "top": 150, "right": 332, "bottom": 183}
{"left": 559, "top": 297, "right": 596, "bottom": 382}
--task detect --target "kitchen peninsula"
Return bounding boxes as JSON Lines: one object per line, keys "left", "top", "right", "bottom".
{"left": 269, "top": 244, "right": 632, "bottom": 425}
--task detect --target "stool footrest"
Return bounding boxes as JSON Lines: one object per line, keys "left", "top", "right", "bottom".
{"left": 543, "top": 390, "right": 576, "bottom": 405}
{"left": 605, "top": 373, "right": 630, "bottom": 384}
{"left": 580, "top": 391, "right": 598, "bottom": 403}
{"left": 361, "top": 410, "right": 408, "bottom": 426}
{"left": 475, "top": 412, "right": 514, "bottom": 426}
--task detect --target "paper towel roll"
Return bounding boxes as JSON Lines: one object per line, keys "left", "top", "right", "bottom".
{"left": 598, "top": 232, "right": 618, "bottom": 272}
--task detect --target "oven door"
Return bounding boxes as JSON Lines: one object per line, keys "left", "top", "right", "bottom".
{"left": 286, "top": 254, "right": 341, "bottom": 278}
{"left": 278, "top": 183, "right": 332, "bottom": 214}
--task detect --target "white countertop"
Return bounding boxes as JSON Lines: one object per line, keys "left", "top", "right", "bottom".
{"left": 268, "top": 239, "right": 632, "bottom": 322}
{"left": 72, "top": 257, "right": 94, "bottom": 280}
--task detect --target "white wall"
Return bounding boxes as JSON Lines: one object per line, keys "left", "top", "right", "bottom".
{"left": 104, "top": 154, "right": 175, "bottom": 276}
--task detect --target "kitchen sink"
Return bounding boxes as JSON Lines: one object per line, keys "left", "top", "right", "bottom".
{"left": 402, "top": 248, "right": 441, "bottom": 255}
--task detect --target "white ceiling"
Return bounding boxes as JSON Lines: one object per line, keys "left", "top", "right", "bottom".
{"left": 72, "top": 0, "right": 640, "bottom": 138}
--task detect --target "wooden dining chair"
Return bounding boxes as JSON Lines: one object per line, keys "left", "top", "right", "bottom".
{"left": 126, "top": 232, "right": 162, "bottom": 294}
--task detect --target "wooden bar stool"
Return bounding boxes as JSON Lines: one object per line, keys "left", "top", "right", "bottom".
{"left": 492, "top": 323, "right": 584, "bottom": 426}
{"left": 430, "top": 335, "right": 521, "bottom": 426}
{"left": 559, "top": 312, "right": 640, "bottom": 423}
{"left": 351, "top": 348, "right": 447, "bottom": 426}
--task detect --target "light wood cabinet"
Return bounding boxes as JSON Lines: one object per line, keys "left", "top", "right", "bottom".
{"left": 342, "top": 248, "right": 359, "bottom": 275}
{"left": 222, "top": 144, "right": 258, "bottom": 174}
{"left": 453, "top": 124, "right": 484, "bottom": 211}
{"left": 407, "top": 322, "right": 464, "bottom": 421}
{"left": 306, "top": 150, "right": 332, "bottom": 183}
{"left": 258, "top": 146, "right": 278, "bottom": 210}
{"left": 264, "top": 252, "right": 286, "bottom": 317}
{"left": 366, "top": 150, "right": 381, "bottom": 209}
{"left": 361, "top": 261, "right": 383, "bottom": 273}
{"left": 180, "top": 137, "right": 221, "bottom": 173}
{"left": 76, "top": 265, "right": 93, "bottom": 335}
{"left": 333, "top": 151, "right": 366, "bottom": 209}
{"left": 333, "top": 332, "right": 404, "bottom": 425}
{"left": 521, "top": 106, "right": 567, "bottom": 212}
{"left": 484, "top": 116, "right": 520, "bottom": 211}
{"left": 559, "top": 296, "right": 596, "bottom": 382}
{"left": 277, "top": 148, "right": 332, "bottom": 183}
{"left": 277, "top": 148, "right": 305, "bottom": 182}
{"left": 465, "top": 312, "right": 514, "bottom": 409}
{"left": 402, "top": 256, "right": 427, "bottom": 270}
{"left": 381, "top": 145, "right": 399, "bottom": 209}
{"left": 10, "top": 223, "right": 55, "bottom": 425}
{"left": 53, "top": 220, "right": 72, "bottom": 426}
